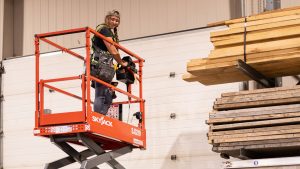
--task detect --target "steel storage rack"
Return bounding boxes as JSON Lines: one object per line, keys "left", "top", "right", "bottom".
{"left": 223, "top": 156, "right": 300, "bottom": 168}
{"left": 33, "top": 27, "right": 146, "bottom": 169}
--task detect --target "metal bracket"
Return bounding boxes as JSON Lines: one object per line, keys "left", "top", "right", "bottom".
{"left": 169, "top": 72, "right": 176, "bottom": 78}
{"left": 238, "top": 149, "right": 260, "bottom": 160}
{"left": 224, "top": 156, "right": 300, "bottom": 168}
{"left": 236, "top": 59, "right": 275, "bottom": 88}
{"left": 45, "top": 133, "right": 133, "bottom": 169}
{"left": 170, "top": 155, "right": 177, "bottom": 160}
{"left": 170, "top": 113, "right": 176, "bottom": 119}
{"left": 0, "top": 62, "right": 5, "bottom": 74}
{"left": 293, "top": 75, "right": 300, "bottom": 85}
{"left": 220, "top": 153, "right": 230, "bottom": 159}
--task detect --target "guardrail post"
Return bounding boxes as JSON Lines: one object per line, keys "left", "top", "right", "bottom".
{"left": 85, "top": 28, "right": 92, "bottom": 115}
{"left": 35, "top": 36, "right": 40, "bottom": 128}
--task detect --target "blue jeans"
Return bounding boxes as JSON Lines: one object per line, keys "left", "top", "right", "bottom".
{"left": 93, "top": 82, "right": 114, "bottom": 115}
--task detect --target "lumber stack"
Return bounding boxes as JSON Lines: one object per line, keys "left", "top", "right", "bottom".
{"left": 183, "top": 6, "right": 300, "bottom": 85}
{"left": 208, "top": 86, "right": 300, "bottom": 159}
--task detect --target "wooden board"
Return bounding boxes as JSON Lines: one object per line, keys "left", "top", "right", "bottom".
{"left": 214, "top": 97, "right": 300, "bottom": 110}
{"left": 182, "top": 73, "right": 202, "bottom": 82}
{"left": 206, "top": 20, "right": 226, "bottom": 27}
{"left": 214, "top": 88, "right": 300, "bottom": 110}
{"left": 211, "top": 133, "right": 300, "bottom": 144}
{"left": 211, "top": 18, "right": 300, "bottom": 38}
{"left": 210, "top": 19, "right": 300, "bottom": 39}
{"left": 213, "top": 142, "right": 300, "bottom": 159}
{"left": 211, "top": 19, "right": 300, "bottom": 42}
{"left": 188, "top": 48, "right": 300, "bottom": 67}
{"left": 228, "top": 14, "right": 300, "bottom": 29}
{"left": 208, "top": 124, "right": 300, "bottom": 137}
{"left": 185, "top": 53, "right": 300, "bottom": 85}
{"left": 212, "top": 24, "right": 300, "bottom": 47}
{"left": 188, "top": 51, "right": 300, "bottom": 74}
{"left": 210, "top": 117, "right": 300, "bottom": 131}
{"left": 207, "top": 111, "right": 300, "bottom": 124}
{"left": 184, "top": 6, "right": 300, "bottom": 86}
{"left": 209, "top": 128, "right": 300, "bottom": 141}
{"left": 210, "top": 104, "right": 300, "bottom": 119}
{"left": 218, "top": 137, "right": 300, "bottom": 147}
{"left": 221, "top": 85, "right": 300, "bottom": 97}
{"left": 215, "top": 90, "right": 300, "bottom": 105}
{"left": 209, "top": 37, "right": 300, "bottom": 58}
{"left": 214, "top": 142, "right": 300, "bottom": 151}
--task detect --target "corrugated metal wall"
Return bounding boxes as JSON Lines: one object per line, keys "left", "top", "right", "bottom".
{"left": 2, "top": 0, "right": 300, "bottom": 58}
{"left": 7, "top": 0, "right": 240, "bottom": 58}
{"left": 281, "top": 0, "right": 300, "bottom": 8}
{"left": 0, "top": 0, "right": 3, "bottom": 61}
{"left": 243, "top": 0, "right": 263, "bottom": 16}
{"left": 2, "top": 0, "right": 14, "bottom": 60}
{"left": 2, "top": 26, "right": 238, "bottom": 169}
{"left": 238, "top": 0, "right": 300, "bottom": 17}
{"left": 243, "top": 0, "right": 280, "bottom": 16}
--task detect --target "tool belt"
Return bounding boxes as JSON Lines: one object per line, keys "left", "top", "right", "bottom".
{"left": 90, "top": 47, "right": 115, "bottom": 83}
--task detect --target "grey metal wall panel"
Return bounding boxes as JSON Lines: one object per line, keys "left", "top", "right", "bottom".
{"left": 13, "top": 0, "right": 238, "bottom": 57}
{"left": 281, "top": 0, "right": 300, "bottom": 8}
{"left": 22, "top": 0, "right": 34, "bottom": 56}
{"left": 3, "top": 0, "right": 13, "bottom": 59}
{"left": 13, "top": 0, "right": 24, "bottom": 57}
{"left": 0, "top": 0, "right": 4, "bottom": 61}
{"left": 243, "top": 0, "right": 264, "bottom": 16}
{"left": 40, "top": 0, "right": 49, "bottom": 52}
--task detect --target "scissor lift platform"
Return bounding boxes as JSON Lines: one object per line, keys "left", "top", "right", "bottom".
{"left": 33, "top": 27, "right": 146, "bottom": 169}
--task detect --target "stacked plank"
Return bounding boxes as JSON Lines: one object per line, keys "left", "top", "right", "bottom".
{"left": 183, "top": 6, "right": 300, "bottom": 85}
{"left": 208, "top": 86, "right": 300, "bottom": 159}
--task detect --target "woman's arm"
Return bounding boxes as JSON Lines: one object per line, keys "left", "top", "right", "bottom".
{"left": 103, "top": 38, "right": 127, "bottom": 67}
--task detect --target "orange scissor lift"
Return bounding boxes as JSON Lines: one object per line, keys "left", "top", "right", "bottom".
{"left": 33, "top": 27, "right": 146, "bottom": 169}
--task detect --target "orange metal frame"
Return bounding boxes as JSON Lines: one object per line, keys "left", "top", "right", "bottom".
{"left": 34, "top": 27, "right": 146, "bottom": 149}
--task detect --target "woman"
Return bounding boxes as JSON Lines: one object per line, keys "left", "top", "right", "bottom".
{"left": 92, "top": 10, "right": 127, "bottom": 115}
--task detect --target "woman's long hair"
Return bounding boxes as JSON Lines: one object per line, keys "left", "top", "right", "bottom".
{"left": 113, "top": 27, "right": 119, "bottom": 43}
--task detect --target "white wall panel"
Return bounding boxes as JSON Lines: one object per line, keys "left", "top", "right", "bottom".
{"left": 3, "top": 27, "right": 238, "bottom": 168}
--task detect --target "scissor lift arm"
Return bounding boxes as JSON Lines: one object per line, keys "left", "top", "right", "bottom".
{"left": 45, "top": 133, "right": 132, "bottom": 169}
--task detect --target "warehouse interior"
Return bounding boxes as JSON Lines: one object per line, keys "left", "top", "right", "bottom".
{"left": 2, "top": 0, "right": 300, "bottom": 169}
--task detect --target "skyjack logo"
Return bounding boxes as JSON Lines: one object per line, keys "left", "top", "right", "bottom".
{"left": 92, "top": 116, "right": 113, "bottom": 127}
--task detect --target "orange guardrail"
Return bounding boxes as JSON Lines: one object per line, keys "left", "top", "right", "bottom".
{"left": 34, "top": 27, "right": 146, "bottom": 149}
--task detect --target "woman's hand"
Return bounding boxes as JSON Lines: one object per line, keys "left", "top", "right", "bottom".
{"left": 134, "top": 73, "right": 140, "bottom": 82}
{"left": 121, "top": 61, "right": 128, "bottom": 67}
